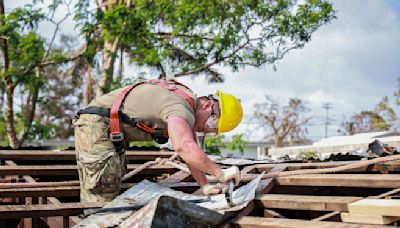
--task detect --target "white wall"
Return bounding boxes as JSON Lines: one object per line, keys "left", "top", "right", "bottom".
{"left": 219, "top": 143, "right": 269, "bottom": 160}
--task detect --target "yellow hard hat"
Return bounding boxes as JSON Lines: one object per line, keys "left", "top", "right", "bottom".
{"left": 215, "top": 90, "right": 243, "bottom": 134}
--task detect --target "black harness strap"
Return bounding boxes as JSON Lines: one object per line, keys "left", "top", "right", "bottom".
{"left": 77, "top": 106, "right": 135, "bottom": 154}
{"left": 77, "top": 106, "right": 137, "bottom": 126}
{"left": 76, "top": 106, "right": 169, "bottom": 148}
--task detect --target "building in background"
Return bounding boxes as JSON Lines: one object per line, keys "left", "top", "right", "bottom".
{"left": 267, "top": 131, "right": 400, "bottom": 159}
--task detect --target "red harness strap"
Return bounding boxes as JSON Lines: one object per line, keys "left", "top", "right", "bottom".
{"left": 109, "top": 80, "right": 194, "bottom": 142}
{"left": 109, "top": 82, "right": 147, "bottom": 141}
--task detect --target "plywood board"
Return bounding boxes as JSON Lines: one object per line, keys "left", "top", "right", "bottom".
{"left": 348, "top": 199, "right": 400, "bottom": 217}
{"left": 341, "top": 212, "right": 400, "bottom": 225}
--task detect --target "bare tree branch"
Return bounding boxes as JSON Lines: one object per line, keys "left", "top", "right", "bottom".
{"left": 155, "top": 32, "right": 214, "bottom": 41}
{"left": 44, "top": 0, "right": 72, "bottom": 61}
{"left": 15, "top": 45, "right": 86, "bottom": 87}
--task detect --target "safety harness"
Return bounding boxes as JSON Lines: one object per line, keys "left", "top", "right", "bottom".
{"left": 77, "top": 79, "right": 195, "bottom": 153}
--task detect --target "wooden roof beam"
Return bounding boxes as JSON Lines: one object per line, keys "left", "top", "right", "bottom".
{"left": 233, "top": 216, "right": 388, "bottom": 227}
{"left": 0, "top": 202, "right": 105, "bottom": 219}
{"left": 256, "top": 194, "right": 362, "bottom": 212}
{"left": 276, "top": 174, "right": 400, "bottom": 188}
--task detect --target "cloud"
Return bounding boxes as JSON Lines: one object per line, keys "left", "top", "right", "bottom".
{"left": 7, "top": 0, "right": 400, "bottom": 141}
{"left": 180, "top": 0, "right": 400, "bottom": 140}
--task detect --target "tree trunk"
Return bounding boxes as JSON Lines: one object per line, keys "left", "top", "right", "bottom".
{"left": 95, "top": 38, "right": 118, "bottom": 97}
{"left": 274, "top": 135, "right": 284, "bottom": 147}
{"left": 0, "top": 90, "right": 4, "bottom": 109}
{"left": 1, "top": 0, "right": 20, "bottom": 148}
{"left": 84, "top": 64, "right": 94, "bottom": 105}
{"left": 5, "top": 85, "right": 20, "bottom": 148}
{"left": 18, "top": 68, "right": 40, "bottom": 145}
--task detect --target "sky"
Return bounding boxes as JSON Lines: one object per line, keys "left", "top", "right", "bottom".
{"left": 180, "top": 0, "right": 400, "bottom": 141}
{"left": 6, "top": 0, "right": 400, "bottom": 142}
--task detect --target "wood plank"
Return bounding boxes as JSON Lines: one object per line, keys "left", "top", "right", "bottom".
{"left": 5, "top": 160, "right": 81, "bottom": 227}
{"left": 0, "top": 202, "right": 105, "bottom": 219}
{"left": 348, "top": 199, "right": 400, "bottom": 216}
{"left": 256, "top": 194, "right": 362, "bottom": 212}
{"left": 256, "top": 164, "right": 287, "bottom": 197}
{"left": 0, "top": 150, "right": 174, "bottom": 161}
{"left": 0, "top": 164, "right": 177, "bottom": 176}
{"left": 341, "top": 212, "right": 400, "bottom": 225}
{"left": 0, "top": 186, "right": 80, "bottom": 198}
{"left": 233, "top": 216, "right": 388, "bottom": 228}
{"left": 251, "top": 161, "right": 400, "bottom": 173}
{"left": 0, "top": 183, "right": 134, "bottom": 198}
{"left": 159, "top": 171, "right": 191, "bottom": 186}
{"left": 276, "top": 174, "right": 400, "bottom": 188}
{"left": 264, "top": 209, "right": 285, "bottom": 218}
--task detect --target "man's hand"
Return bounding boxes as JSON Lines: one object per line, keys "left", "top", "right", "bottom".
{"left": 201, "top": 183, "right": 228, "bottom": 196}
{"left": 218, "top": 166, "right": 241, "bottom": 186}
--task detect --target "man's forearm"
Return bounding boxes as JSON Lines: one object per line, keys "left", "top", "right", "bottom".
{"left": 167, "top": 116, "right": 222, "bottom": 178}
{"left": 187, "top": 164, "right": 208, "bottom": 186}
{"left": 178, "top": 142, "right": 222, "bottom": 178}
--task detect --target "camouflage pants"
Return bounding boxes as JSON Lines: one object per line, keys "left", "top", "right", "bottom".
{"left": 73, "top": 114, "right": 127, "bottom": 202}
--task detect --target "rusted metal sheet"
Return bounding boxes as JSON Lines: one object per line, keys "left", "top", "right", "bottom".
{"left": 75, "top": 180, "right": 209, "bottom": 227}
{"left": 76, "top": 173, "right": 263, "bottom": 227}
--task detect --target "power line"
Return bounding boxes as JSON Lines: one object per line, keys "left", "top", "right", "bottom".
{"left": 322, "top": 102, "right": 333, "bottom": 138}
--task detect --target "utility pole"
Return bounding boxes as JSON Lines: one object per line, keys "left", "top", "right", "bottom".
{"left": 322, "top": 103, "right": 332, "bottom": 138}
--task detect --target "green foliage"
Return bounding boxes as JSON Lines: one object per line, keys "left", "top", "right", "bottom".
{"left": 0, "top": 3, "right": 77, "bottom": 147}
{"left": 375, "top": 96, "right": 397, "bottom": 124}
{"left": 300, "top": 150, "right": 316, "bottom": 160}
{"left": 204, "top": 134, "right": 248, "bottom": 155}
{"left": 341, "top": 111, "right": 390, "bottom": 135}
{"left": 0, "top": 7, "right": 46, "bottom": 84}
{"left": 26, "top": 120, "right": 57, "bottom": 140}
{"left": 228, "top": 134, "right": 248, "bottom": 155}
{"left": 75, "top": 0, "right": 336, "bottom": 81}
{"left": 111, "top": 75, "right": 145, "bottom": 90}
{"left": 0, "top": 113, "right": 8, "bottom": 146}
{"left": 204, "top": 135, "right": 225, "bottom": 155}
{"left": 129, "top": 141, "right": 158, "bottom": 147}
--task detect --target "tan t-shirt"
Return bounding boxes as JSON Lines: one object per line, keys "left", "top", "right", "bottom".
{"left": 88, "top": 82, "right": 197, "bottom": 142}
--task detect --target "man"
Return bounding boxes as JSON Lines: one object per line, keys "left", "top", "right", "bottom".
{"left": 73, "top": 79, "right": 243, "bottom": 202}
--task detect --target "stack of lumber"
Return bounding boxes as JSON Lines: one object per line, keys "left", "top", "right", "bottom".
{"left": 341, "top": 199, "right": 400, "bottom": 225}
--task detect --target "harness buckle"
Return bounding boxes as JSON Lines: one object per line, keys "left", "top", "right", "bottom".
{"left": 110, "top": 132, "right": 124, "bottom": 142}
{"left": 151, "top": 128, "right": 169, "bottom": 144}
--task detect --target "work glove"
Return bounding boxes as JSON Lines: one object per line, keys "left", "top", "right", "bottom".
{"left": 217, "top": 166, "right": 241, "bottom": 186}
{"left": 201, "top": 183, "right": 228, "bottom": 196}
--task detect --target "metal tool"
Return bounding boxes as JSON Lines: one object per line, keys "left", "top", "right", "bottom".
{"left": 224, "top": 180, "right": 235, "bottom": 207}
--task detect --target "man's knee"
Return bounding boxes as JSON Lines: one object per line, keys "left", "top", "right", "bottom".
{"left": 77, "top": 150, "right": 123, "bottom": 202}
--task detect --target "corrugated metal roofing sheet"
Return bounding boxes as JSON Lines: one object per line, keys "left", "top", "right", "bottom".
{"left": 76, "top": 174, "right": 263, "bottom": 227}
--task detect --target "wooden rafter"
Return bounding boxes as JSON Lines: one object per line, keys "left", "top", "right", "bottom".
{"left": 0, "top": 202, "right": 105, "bottom": 219}
{"left": 256, "top": 194, "right": 362, "bottom": 212}
{"left": 0, "top": 164, "right": 177, "bottom": 176}
{"left": 0, "top": 150, "right": 174, "bottom": 161}
{"left": 276, "top": 174, "right": 400, "bottom": 188}
{"left": 233, "top": 216, "right": 387, "bottom": 228}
